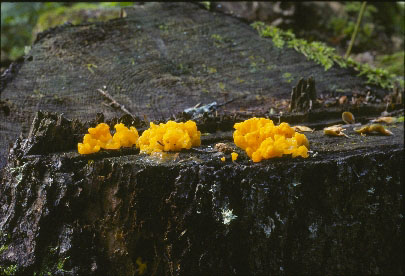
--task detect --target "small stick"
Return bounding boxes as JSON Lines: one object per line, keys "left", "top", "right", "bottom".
{"left": 102, "top": 102, "right": 112, "bottom": 108}
{"left": 97, "top": 88, "right": 133, "bottom": 116}
{"left": 143, "top": 114, "right": 149, "bottom": 125}
{"left": 217, "top": 95, "right": 246, "bottom": 108}
{"left": 341, "top": 123, "right": 361, "bottom": 129}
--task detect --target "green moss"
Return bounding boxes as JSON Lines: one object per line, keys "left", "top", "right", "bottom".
{"left": 158, "top": 24, "right": 169, "bottom": 32}
{"left": 53, "top": 94, "right": 64, "bottom": 104}
{"left": 33, "top": 246, "right": 71, "bottom": 276}
{"left": 211, "top": 34, "right": 223, "bottom": 42}
{"left": 0, "top": 244, "right": 8, "bottom": 253}
{"left": 282, "top": 72, "right": 294, "bottom": 83}
{"left": 33, "top": 3, "right": 121, "bottom": 37}
{"left": 9, "top": 163, "right": 29, "bottom": 183}
{"left": 57, "top": 257, "right": 69, "bottom": 271}
{"left": 251, "top": 21, "right": 403, "bottom": 90}
{"left": 211, "top": 34, "right": 227, "bottom": 48}
{"left": 32, "top": 89, "right": 44, "bottom": 99}
{"left": 200, "top": 2, "right": 211, "bottom": 10}
{"left": 249, "top": 62, "right": 257, "bottom": 73}
{"left": 0, "top": 264, "right": 18, "bottom": 276}
{"left": 175, "top": 63, "right": 191, "bottom": 75}
{"left": 236, "top": 77, "right": 245, "bottom": 83}
{"left": 335, "top": 88, "right": 349, "bottom": 93}
{"left": 87, "top": 63, "right": 98, "bottom": 74}
{"left": 375, "top": 51, "right": 404, "bottom": 76}
{"left": 207, "top": 67, "right": 217, "bottom": 74}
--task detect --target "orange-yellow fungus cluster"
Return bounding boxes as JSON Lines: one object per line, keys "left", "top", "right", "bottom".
{"left": 137, "top": 120, "right": 201, "bottom": 155}
{"left": 105, "top": 123, "right": 139, "bottom": 149}
{"left": 78, "top": 123, "right": 139, "bottom": 154}
{"left": 233, "top": 117, "right": 309, "bottom": 162}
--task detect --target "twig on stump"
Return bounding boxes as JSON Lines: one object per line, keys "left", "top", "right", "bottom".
{"left": 97, "top": 88, "right": 133, "bottom": 116}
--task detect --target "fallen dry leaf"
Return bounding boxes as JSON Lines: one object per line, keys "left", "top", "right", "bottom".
{"left": 214, "top": 143, "right": 233, "bottom": 154}
{"left": 371, "top": 116, "right": 396, "bottom": 124}
{"left": 324, "top": 125, "right": 349, "bottom": 138}
{"left": 339, "top": 95, "right": 347, "bottom": 105}
{"left": 354, "top": 124, "right": 393, "bottom": 136}
{"left": 292, "top": 125, "right": 314, "bottom": 132}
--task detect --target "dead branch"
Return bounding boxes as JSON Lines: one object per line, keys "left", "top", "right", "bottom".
{"left": 97, "top": 88, "right": 133, "bottom": 116}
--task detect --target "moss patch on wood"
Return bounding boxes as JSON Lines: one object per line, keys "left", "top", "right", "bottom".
{"left": 251, "top": 21, "right": 404, "bottom": 90}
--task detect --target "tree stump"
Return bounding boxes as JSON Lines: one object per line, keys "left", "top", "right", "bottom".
{"left": 0, "top": 2, "right": 403, "bottom": 275}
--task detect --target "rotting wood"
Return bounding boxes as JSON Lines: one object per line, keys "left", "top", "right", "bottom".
{"left": 0, "top": 111, "right": 403, "bottom": 275}
{"left": 0, "top": 2, "right": 397, "bottom": 170}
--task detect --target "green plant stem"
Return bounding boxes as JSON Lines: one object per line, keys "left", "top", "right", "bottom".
{"left": 345, "top": 1, "right": 367, "bottom": 59}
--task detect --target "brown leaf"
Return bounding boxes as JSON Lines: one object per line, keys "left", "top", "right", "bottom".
{"left": 215, "top": 143, "right": 233, "bottom": 154}
{"left": 354, "top": 124, "right": 393, "bottom": 136}
{"left": 292, "top": 125, "right": 314, "bottom": 132}
{"left": 339, "top": 95, "right": 347, "bottom": 105}
{"left": 371, "top": 116, "right": 396, "bottom": 124}
{"left": 323, "top": 125, "right": 349, "bottom": 138}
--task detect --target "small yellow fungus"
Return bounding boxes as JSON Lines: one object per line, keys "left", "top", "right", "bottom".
{"left": 231, "top": 152, "right": 238, "bottom": 161}
{"left": 233, "top": 117, "right": 309, "bottom": 162}
{"left": 138, "top": 120, "right": 201, "bottom": 155}
{"left": 221, "top": 156, "right": 226, "bottom": 162}
{"left": 78, "top": 123, "right": 139, "bottom": 154}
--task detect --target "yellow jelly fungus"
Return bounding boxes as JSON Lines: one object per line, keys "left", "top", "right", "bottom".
{"left": 78, "top": 123, "right": 112, "bottom": 154}
{"left": 105, "top": 123, "right": 139, "bottom": 149}
{"left": 231, "top": 152, "right": 238, "bottom": 161}
{"left": 233, "top": 117, "right": 309, "bottom": 162}
{"left": 221, "top": 157, "right": 226, "bottom": 162}
{"left": 78, "top": 123, "right": 139, "bottom": 154}
{"left": 138, "top": 120, "right": 201, "bottom": 155}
